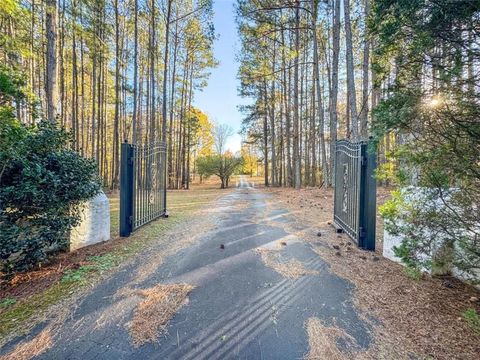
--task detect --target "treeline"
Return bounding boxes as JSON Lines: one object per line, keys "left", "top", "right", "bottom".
{"left": 0, "top": 0, "right": 216, "bottom": 190}
{"left": 236, "top": 0, "right": 385, "bottom": 188}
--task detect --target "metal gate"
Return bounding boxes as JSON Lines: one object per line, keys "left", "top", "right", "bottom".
{"left": 333, "top": 139, "right": 376, "bottom": 250}
{"left": 120, "top": 141, "right": 167, "bottom": 237}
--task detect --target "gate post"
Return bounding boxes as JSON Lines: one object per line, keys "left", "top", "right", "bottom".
{"left": 358, "top": 141, "right": 377, "bottom": 250}
{"left": 120, "top": 141, "right": 134, "bottom": 237}
{"left": 163, "top": 147, "right": 168, "bottom": 217}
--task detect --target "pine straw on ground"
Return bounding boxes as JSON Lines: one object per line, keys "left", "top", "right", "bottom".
{"left": 0, "top": 305, "right": 70, "bottom": 360}
{"left": 304, "top": 317, "right": 356, "bottom": 360}
{"left": 303, "top": 317, "right": 408, "bottom": 360}
{"left": 255, "top": 248, "right": 318, "bottom": 279}
{"left": 0, "top": 329, "right": 52, "bottom": 360}
{"left": 128, "top": 283, "right": 194, "bottom": 347}
{"left": 264, "top": 187, "right": 480, "bottom": 360}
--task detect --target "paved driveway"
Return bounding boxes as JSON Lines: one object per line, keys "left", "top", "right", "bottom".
{"left": 3, "top": 178, "right": 371, "bottom": 359}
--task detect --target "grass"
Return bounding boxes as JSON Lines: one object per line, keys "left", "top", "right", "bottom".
{"left": 61, "top": 254, "right": 116, "bottom": 284}
{"left": 0, "top": 298, "right": 17, "bottom": 309}
{"left": 463, "top": 308, "right": 480, "bottom": 335}
{"left": 0, "top": 281, "right": 78, "bottom": 340}
{"left": 0, "top": 181, "right": 226, "bottom": 343}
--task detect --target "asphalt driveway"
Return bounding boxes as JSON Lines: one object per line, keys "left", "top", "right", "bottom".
{"left": 2, "top": 178, "right": 371, "bottom": 359}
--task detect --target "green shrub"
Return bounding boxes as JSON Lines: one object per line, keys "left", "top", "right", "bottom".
{"left": 381, "top": 187, "right": 479, "bottom": 282}
{"left": 404, "top": 266, "right": 422, "bottom": 281}
{"left": 0, "top": 118, "right": 100, "bottom": 277}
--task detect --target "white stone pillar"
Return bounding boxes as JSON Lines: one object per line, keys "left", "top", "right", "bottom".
{"left": 70, "top": 191, "right": 110, "bottom": 251}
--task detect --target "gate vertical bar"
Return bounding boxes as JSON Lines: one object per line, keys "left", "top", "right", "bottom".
{"left": 120, "top": 141, "right": 134, "bottom": 237}
{"left": 163, "top": 144, "right": 168, "bottom": 216}
{"left": 358, "top": 141, "right": 377, "bottom": 250}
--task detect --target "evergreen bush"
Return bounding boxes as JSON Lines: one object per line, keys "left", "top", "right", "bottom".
{"left": 0, "top": 115, "right": 100, "bottom": 277}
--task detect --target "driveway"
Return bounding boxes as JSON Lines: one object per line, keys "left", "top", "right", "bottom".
{"left": 3, "top": 177, "right": 371, "bottom": 359}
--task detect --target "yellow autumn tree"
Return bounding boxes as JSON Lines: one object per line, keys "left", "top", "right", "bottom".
{"left": 190, "top": 107, "right": 214, "bottom": 157}
{"left": 240, "top": 142, "right": 258, "bottom": 176}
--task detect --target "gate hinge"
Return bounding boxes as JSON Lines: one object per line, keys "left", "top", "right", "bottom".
{"left": 359, "top": 227, "right": 366, "bottom": 239}
{"left": 361, "top": 156, "right": 367, "bottom": 166}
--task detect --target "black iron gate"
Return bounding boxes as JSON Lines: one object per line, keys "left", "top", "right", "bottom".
{"left": 120, "top": 141, "right": 167, "bottom": 237}
{"left": 333, "top": 139, "right": 376, "bottom": 250}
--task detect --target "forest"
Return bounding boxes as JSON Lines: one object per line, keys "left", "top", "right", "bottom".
{"left": 1, "top": 0, "right": 216, "bottom": 191}
{"left": 236, "top": 0, "right": 479, "bottom": 192}
{"left": 1, "top": 0, "right": 479, "bottom": 200}
{"left": 237, "top": 0, "right": 375, "bottom": 188}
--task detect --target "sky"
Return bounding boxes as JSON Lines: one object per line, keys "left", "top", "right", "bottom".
{"left": 193, "top": 0, "right": 249, "bottom": 154}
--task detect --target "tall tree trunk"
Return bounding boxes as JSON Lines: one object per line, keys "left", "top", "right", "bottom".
{"left": 132, "top": 0, "right": 138, "bottom": 143}
{"left": 112, "top": 0, "right": 121, "bottom": 189}
{"left": 329, "top": 0, "right": 341, "bottom": 186}
{"left": 30, "top": 0, "right": 35, "bottom": 124}
{"left": 168, "top": 14, "right": 179, "bottom": 188}
{"left": 281, "top": 21, "right": 292, "bottom": 186}
{"left": 59, "top": 0, "right": 66, "bottom": 126}
{"left": 176, "top": 61, "right": 188, "bottom": 189}
{"left": 360, "top": 0, "right": 370, "bottom": 139}
{"left": 311, "top": 80, "right": 317, "bottom": 186}
{"left": 45, "top": 0, "right": 57, "bottom": 121}
{"left": 185, "top": 66, "right": 194, "bottom": 189}
{"left": 263, "top": 89, "right": 269, "bottom": 187}
{"left": 270, "top": 39, "right": 277, "bottom": 186}
{"left": 91, "top": 45, "right": 97, "bottom": 158}
{"left": 79, "top": 4, "right": 86, "bottom": 155}
{"left": 293, "top": 2, "right": 301, "bottom": 189}
{"left": 71, "top": 0, "right": 78, "bottom": 149}
{"left": 149, "top": 0, "right": 156, "bottom": 145}
{"left": 344, "top": 0, "right": 358, "bottom": 139}
{"left": 312, "top": 0, "right": 328, "bottom": 185}
{"left": 161, "top": 0, "right": 172, "bottom": 143}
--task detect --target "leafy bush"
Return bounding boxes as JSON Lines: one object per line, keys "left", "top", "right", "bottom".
{"left": 0, "top": 118, "right": 100, "bottom": 277}
{"left": 404, "top": 266, "right": 422, "bottom": 281}
{"left": 0, "top": 65, "right": 27, "bottom": 105}
{"left": 381, "top": 186, "right": 480, "bottom": 282}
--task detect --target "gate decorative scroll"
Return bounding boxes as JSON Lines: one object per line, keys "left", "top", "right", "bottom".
{"left": 120, "top": 141, "right": 167, "bottom": 237}
{"left": 333, "top": 139, "right": 377, "bottom": 250}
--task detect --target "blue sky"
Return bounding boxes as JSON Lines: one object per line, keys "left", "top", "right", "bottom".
{"left": 193, "top": 0, "right": 249, "bottom": 153}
